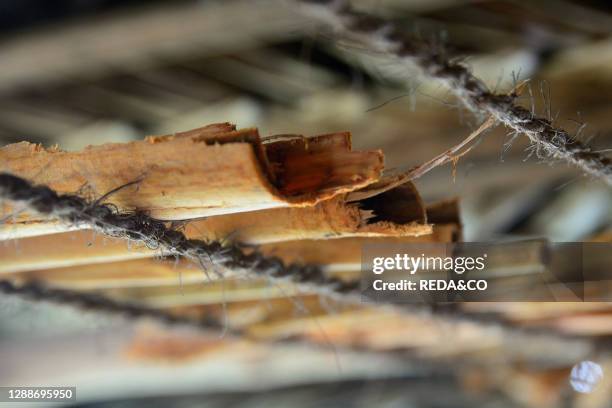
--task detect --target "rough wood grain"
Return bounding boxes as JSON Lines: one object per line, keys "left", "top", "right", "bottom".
{"left": 183, "top": 182, "right": 431, "bottom": 244}
{"left": 0, "top": 122, "right": 384, "bottom": 235}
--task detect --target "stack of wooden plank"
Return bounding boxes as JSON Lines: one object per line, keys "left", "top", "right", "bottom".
{"left": 1, "top": 125, "right": 610, "bottom": 407}
{"left": 0, "top": 121, "right": 459, "bottom": 316}
{"left": 0, "top": 123, "right": 610, "bottom": 406}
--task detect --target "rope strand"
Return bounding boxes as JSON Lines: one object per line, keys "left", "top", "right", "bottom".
{"left": 0, "top": 173, "right": 594, "bottom": 357}
{"left": 0, "top": 173, "right": 359, "bottom": 300}
{"left": 297, "top": 0, "right": 612, "bottom": 185}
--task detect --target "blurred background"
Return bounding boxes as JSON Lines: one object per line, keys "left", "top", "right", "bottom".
{"left": 0, "top": 0, "right": 611, "bottom": 407}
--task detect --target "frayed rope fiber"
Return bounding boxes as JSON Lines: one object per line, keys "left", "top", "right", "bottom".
{"left": 0, "top": 173, "right": 359, "bottom": 298}
{"left": 298, "top": 0, "right": 612, "bottom": 186}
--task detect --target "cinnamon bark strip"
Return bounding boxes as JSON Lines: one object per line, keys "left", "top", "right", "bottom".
{"left": 0, "top": 122, "right": 383, "bottom": 237}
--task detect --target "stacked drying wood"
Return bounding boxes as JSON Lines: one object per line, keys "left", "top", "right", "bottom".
{"left": 3, "top": 123, "right": 611, "bottom": 408}
{"left": 0, "top": 122, "right": 458, "bottom": 288}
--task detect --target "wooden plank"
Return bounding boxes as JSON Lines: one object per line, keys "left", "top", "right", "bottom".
{"left": 0, "top": 0, "right": 310, "bottom": 92}
{"left": 182, "top": 182, "right": 431, "bottom": 244}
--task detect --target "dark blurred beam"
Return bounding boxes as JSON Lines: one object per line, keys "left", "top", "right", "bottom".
{"left": 0, "top": 0, "right": 309, "bottom": 93}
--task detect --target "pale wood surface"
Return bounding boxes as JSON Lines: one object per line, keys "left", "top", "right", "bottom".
{"left": 1, "top": 226, "right": 452, "bottom": 287}
{"left": 0, "top": 200, "right": 448, "bottom": 274}
{"left": 0, "top": 230, "right": 154, "bottom": 274}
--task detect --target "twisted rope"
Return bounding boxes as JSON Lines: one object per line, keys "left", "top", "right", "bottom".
{"left": 297, "top": 0, "right": 612, "bottom": 185}
{"left": 0, "top": 173, "right": 596, "bottom": 357}
{"left": 0, "top": 173, "right": 359, "bottom": 299}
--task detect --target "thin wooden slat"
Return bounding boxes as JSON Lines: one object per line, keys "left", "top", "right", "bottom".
{"left": 101, "top": 279, "right": 301, "bottom": 309}
{"left": 0, "top": 0, "right": 309, "bottom": 92}
{"left": 1, "top": 224, "right": 458, "bottom": 285}
{"left": 182, "top": 182, "right": 431, "bottom": 244}
{"left": 0, "top": 200, "right": 445, "bottom": 274}
{"left": 2, "top": 199, "right": 458, "bottom": 284}
{"left": 0, "top": 230, "right": 153, "bottom": 274}
{"left": 257, "top": 224, "right": 459, "bottom": 272}
{"left": 9, "top": 258, "right": 202, "bottom": 289}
